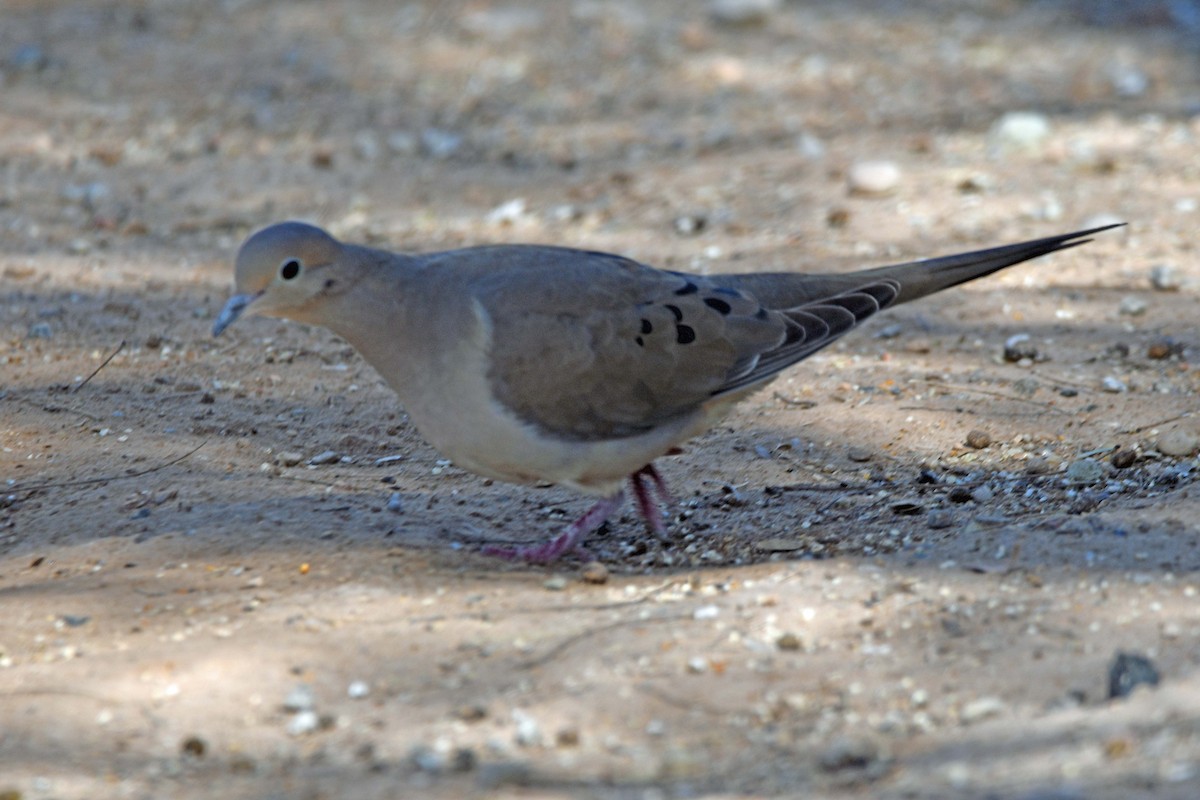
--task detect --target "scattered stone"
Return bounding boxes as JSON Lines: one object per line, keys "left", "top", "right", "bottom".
{"left": 776, "top": 632, "right": 802, "bottom": 651}
{"left": 486, "top": 198, "right": 528, "bottom": 225}
{"left": 310, "top": 147, "right": 334, "bottom": 169}
{"left": 283, "top": 684, "right": 315, "bottom": 713}
{"left": 1111, "top": 449, "right": 1137, "bottom": 469}
{"left": 674, "top": 213, "right": 707, "bottom": 236}
{"left": 409, "top": 744, "right": 446, "bottom": 773}
{"left": 960, "top": 695, "right": 1007, "bottom": 724}
{"left": 927, "top": 509, "right": 955, "bottom": 529}
{"left": 386, "top": 492, "right": 404, "bottom": 513}
{"left": 555, "top": 727, "right": 580, "bottom": 747}
{"left": 1149, "top": 263, "right": 1181, "bottom": 291}
{"left": 181, "top": 735, "right": 207, "bottom": 758}
{"left": 948, "top": 486, "right": 973, "bottom": 504}
{"left": 455, "top": 704, "right": 488, "bottom": 722}
{"left": 580, "top": 561, "right": 609, "bottom": 584}
{"left": 512, "top": 709, "right": 542, "bottom": 747}
{"left": 27, "top": 322, "right": 53, "bottom": 339}
{"left": 847, "top": 445, "right": 873, "bottom": 462}
{"left": 543, "top": 576, "right": 568, "bottom": 591}
{"left": 308, "top": 450, "right": 340, "bottom": 466}
{"left": 1156, "top": 428, "right": 1199, "bottom": 457}
{"left": 286, "top": 710, "right": 320, "bottom": 736}
{"left": 1147, "top": 338, "right": 1182, "bottom": 360}
{"left": 1065, "top": 458, "right": 1105, "bottom": 485}
{"left": 1003, "top": 334, "right": 1039, "bottom": 362}
{"left": 970, "top": 486, "right": 994, "bottom": 504}
{"left": 1118, "top": 295, "right": 1148, "bottom": 316}
{"left": 1108, "top": 651, "right": 1160, "bottom": 699}
{"left": 965, "top": 430, "right": 992, "bottom": 449}
{"left": 347, "top": 680, "right": 370, "bottom": 699}
{"left": 891, "top": 499, "right": 924, "bottom": 515}
{"left": 708, "top": 0, "right": 780, "bottom": 26}
{"left": 989, "top": 111, "right": 1051, "bottom": 155}
{"left": 276, "top": 451, "right": 304, "bottom": 467}
{"left": 818, "top": 735, "right": 882, "bottom": 773}
{"left": 1100, "top": 376, "right": 1128, "bottom": 393}
{"left": 847, "top": 160, "right": 901, "bottom": 195}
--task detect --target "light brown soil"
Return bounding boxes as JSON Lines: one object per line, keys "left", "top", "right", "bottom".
{"left": 2, "top": 2, "right": 1200, "bottom": 798}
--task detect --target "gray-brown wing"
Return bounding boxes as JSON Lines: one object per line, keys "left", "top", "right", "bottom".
{"left": 475, "top": 250, "right": 785, "bottom": 441}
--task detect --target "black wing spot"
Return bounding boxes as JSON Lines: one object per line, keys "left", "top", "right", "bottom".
{"left": 783, "top": 323, "right": 805, "bottom": 346}
{"left": 640, "top": 318, "right": 653, "bottom": 334}
{"left": 676, "top": 324, "right": 696, "bottom": 344}
{"left": 704, "top": 297, "right": 732, "bottom": 315}
{"left": 674, "top": 281, "right": 699, "bottom": 296}
{"left": 664, "top": 304, "right": 684, "bottom": 322}
{"left": 636, "top": 336, "right": 645, "bottom": 347}
{"left": 324, "top": 278, "right": 337, "bottom": 289}
{"left": 754, "top": 307, "right": 769, "bottom": 320}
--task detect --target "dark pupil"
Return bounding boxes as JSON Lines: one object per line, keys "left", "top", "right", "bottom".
{"left": 280, "top": 259, "right": 301, "bottom": 280}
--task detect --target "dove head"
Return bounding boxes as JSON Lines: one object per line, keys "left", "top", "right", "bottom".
{"left": 213, "top": 222, "right": 345, "bottom": 336}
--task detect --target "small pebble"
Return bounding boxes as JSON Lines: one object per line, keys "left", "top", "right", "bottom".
{"left": 386, "top": 492, "right": 404, "bottom": 513}
{"left": 1146, "top": 339, "right": 1180, "bottom": 360}
{"left": 927, "top": 509, "right": 955, "bottom": 529}
{"left": 543, "top": 576, "right": 568, "bottom": 591}
{"left": 1108, "top": 63, "right": 1149, "bottom": 97}
{"left": 989, "top": 111, "right": 1051, "bottom": 155}
{"left": 287, "top": 710, "right": 320, "bottom": 736}
{"left": 891, "top": 499, "right": 924, "bottom": 515}
{"left": 580, "top": 561, "right": 609, "bottom": 584}
{"left": 308, "top": 450, "right": 340, "bottom": 466}
{"left": 1149, "top": 263, "right": 1181, "bottom": 291}
{"left": 776, "top": 632, "right": 802, "bottom": 651}
{"left": 1065, "top": 458, "right": 1105, "bottom": 485}
{"left": 1156, "top": 429, "right": 1199, "bottom": 457}
{"left": 283, "top": 684, "right": 315, "bottom": 712}
{"left": 1003, "top": 334, "right": 1038, "bottom": 362}
{"left": 818, "top": 735, "right": 881, "bottom": 772}
{"left": 1100, "top": 376, "right": 1128, "bottom": 393}
{"left": 970, "top": 486, "right": 994, "bottom": 504}
{"left": 674, "top": 214, "right": 707, "bottom": 236}
{"left": 512, "top": 709, "right": 542, "bottom": 747}
{"left": 847, "top": 160, "right": 901, "bottom": 195}
{"left": 1118, "top": 295, "right": 1148, "bottom": 316}
{"left": 181, "top": 735, "right": 207, "bottom": 758}
{"left": 965, "top": 430, "right": 992, "bottom": 449}
{"left": 1111, "top": 449, "right": 1137, "bottom": 469}
{"left": 347, "top": 680, "right": 370, "bottom": 699}
{"left": 960, "top": 696, "right": 1007, "bottom": 723}
{"left": 276, "top": 451, "right": 304, "bottom": 467}
{"left": 847, "top": 445, "right": 873, "bottom": 463}
{"left": 1108, "top": 651, "right": 1160, "bottom": 699}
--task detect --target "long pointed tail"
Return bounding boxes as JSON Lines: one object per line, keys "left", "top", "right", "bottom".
{"left": 717, "top": 223, "right": 1124, "bottom": 309}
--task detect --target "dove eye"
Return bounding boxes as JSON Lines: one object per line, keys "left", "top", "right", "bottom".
{"left": 279, "top": 259, "right": 301, "bottom": 280}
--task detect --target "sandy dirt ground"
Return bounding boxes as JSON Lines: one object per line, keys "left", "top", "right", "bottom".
{"left": 3, "top": 1, "right": 1200, "bottom": 797}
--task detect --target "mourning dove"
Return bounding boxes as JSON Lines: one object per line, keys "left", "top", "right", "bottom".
{"left": 214, "top": 222, "right": 1120, "bottom": 562}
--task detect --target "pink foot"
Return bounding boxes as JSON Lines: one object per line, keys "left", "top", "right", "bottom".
{"left": 630, "top": 464, "right": 674, "bottom": 540}
{"left": 482, "top": 492, "right": 624, "bottom": 564}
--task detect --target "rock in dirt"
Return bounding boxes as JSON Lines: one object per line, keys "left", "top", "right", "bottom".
{"left": 1108, "top": 651, "right": 1160, "bottom": 699}
{"left": 965, "top": 430, "right": 992, "bottom": 449}
{"left": 847, "top": 160, "right": 901, "bottom": 195}
{"left": 989, "top": 111, "right": 1051, "bottom": 155}
{"left": 1156, "top": 428, "right": 1199, "bottom": 457}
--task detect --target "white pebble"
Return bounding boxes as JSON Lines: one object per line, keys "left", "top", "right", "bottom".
{"left": 347, "top": 680, "right": 370, "bottom": 699}
{"left": 693, "top": 604, "right": 720, "bottom": 620}
{"left": 1149, "top": 264, "right": 1181, "bottom": 291}
{"left": 1101, "top": 376, "right": 1128, "bottom": 393}
{"left": 308, "top": 450, "right": 340, "bottom": 466}
{"left": 283, "top": 684, "right": 315, "bottom": 712}
{"left": 1118, "top": 295, "right": 1148, "bottom": 316}
{"left": 989, "top": 111, "right": 1051, "bottom": 154}
{"left": 287, "top": 710, "right": 320, "bottom": 736}
{"left": 847, "top": 160, "right": 901, "bottom": 195}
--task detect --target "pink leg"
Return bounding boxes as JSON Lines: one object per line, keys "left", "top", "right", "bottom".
{"left": 630, "top": 464, "right": 674, "bottom": 540}
{"left": 483, "top": 492, "right": 625, "bottom": 564}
